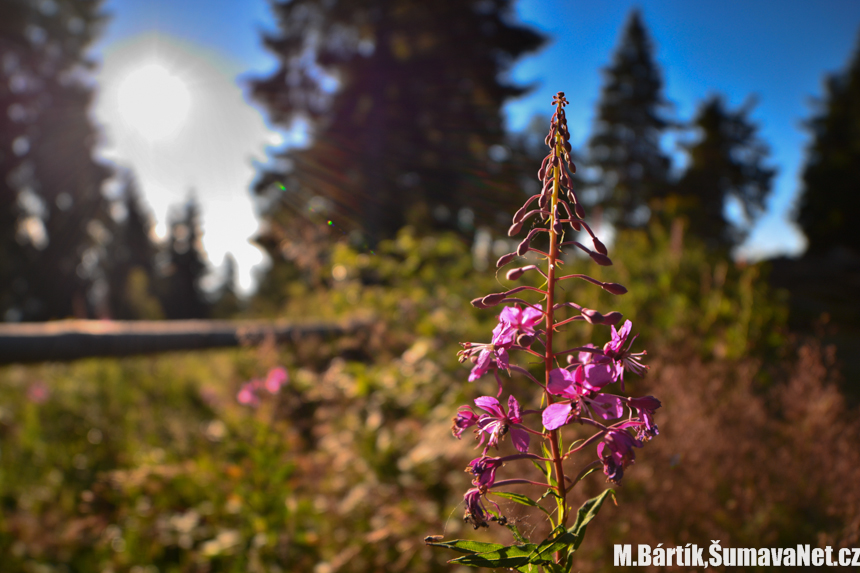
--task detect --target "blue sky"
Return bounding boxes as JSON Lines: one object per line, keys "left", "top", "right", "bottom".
{"left": 91, "top": 0, "right": 860, "bottom": 290}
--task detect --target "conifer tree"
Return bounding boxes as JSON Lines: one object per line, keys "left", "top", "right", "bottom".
{"left": 797, "top": 34, "right": 860, "bottom": 254}
{"left": 0, "top": 0, "right": 111, "bottom": 320}
{"left": 250, "top": 0, "right": 545, "bottom": 251}
{"left": 672, "top": 96, "right": 775, "bottom": 250}
{"left": 587, "top": 9, "right": 671, "bottom": 227}
{"left": 211, "top": 253, "right": 242, "bottom": 318}
{"left": 104, "top": 174, "right": 163, "bottom": 319}
{"left": 160, "top": 198, "right": 210, "bottom": 319}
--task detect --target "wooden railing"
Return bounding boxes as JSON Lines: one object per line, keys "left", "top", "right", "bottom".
{"left": 0, "top": 319, "right": 367, "bottom": 364}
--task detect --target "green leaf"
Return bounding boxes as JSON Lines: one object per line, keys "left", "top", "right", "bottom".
{"left": 565, "top": 489, "right": 616, "bottom": 556}
{"left": 491, "top": 491, "right": 551, "bottom": 516}
{"left": 565, "top": 438, "right": 585, "bottom": 454}
{"left": 542, "top": 562, "right": 567, "bottom": 573}
{"left": 426, "top": 539, "right": 504, "bottom": 555}
{"left": 506, "top": 521, "right": 529, "bottom": 545}
{"left": 452, "top": 543, "right": 539, "bottom": 568}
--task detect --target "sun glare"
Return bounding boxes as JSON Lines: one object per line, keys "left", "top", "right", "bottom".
{"left": 117, "top": 63, "right": 191, "bottom": 142}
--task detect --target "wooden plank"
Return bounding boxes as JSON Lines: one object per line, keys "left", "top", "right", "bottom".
{"left": 0, "top": 319, "right": 365, "bottom": 364}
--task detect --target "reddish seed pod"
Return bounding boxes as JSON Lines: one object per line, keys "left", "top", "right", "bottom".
{"left": 496, "top": 252, "right": 517, "bottom": 268}
{"left": 601, "top": 282, "right": 628, "bottom": 296}
{"left": 592, "top": 237, "right": 608, "bottom": 255}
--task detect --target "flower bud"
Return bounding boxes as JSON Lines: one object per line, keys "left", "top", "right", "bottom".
{"left": 506, "top": 267, "right": 525, "bottom": 281}
{"left": 601, "top": 311, "right": 623, "bottom": 325}
{"left": 592, "top": 237, "right": 608, "bottom": 255}
{"left": 580, "top": 308, "right": 604, "bottom": 324}
{"left": 496, "top": 252, "right": 517, "bottom": 268}
{"left": 508, "top": 220, "right": 524, "bottom": 237}
{"left": 516, "top": 236, "right": 531, "bottom": 256}
{"left": 568, "top": 160, "right": 576, "bottom": 174}
{"left": 538, "top": 194, "right": 549, "bottom": 210}
{"left": 569, "top": 218, "right": 582, "bottom": 232}
{"left": 481, "top": 292, "right": 507, "bottom": 306}
{"left": 601, "top": 282, "right": 628, "bottom": 295}
{"left": 471, "top": 297, "right": 489, "bottom": 309}
{"left": 574, "top": 203, "right": 586, "bottom": 219}
{"left": 516, "top": 333, "right": 534, "bottom": 348}
{"left": 553, "top": 218, "right": 563, "bottom": 235}
{"left": 589, "top": 251, "right": 612, "bottom": 266}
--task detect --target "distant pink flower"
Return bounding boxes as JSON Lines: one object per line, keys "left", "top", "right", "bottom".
{"left": 27, "top": 381, "right": 50, "bottom": 404}
{"left": 237, "top": 366, "right": 289, "bottom": 407}
{"left": 237, "top": 381, "right": 262, "bottom": 407}
{"left": 264, "top": 366, "right": 288, "bottom": 394}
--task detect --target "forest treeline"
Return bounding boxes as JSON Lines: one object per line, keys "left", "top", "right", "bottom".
{"left": 1, "top": 0, "right": 858, "bottom": 322}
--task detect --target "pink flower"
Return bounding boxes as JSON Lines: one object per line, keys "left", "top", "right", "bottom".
{"left": 467, "top": 456, "right": 503, "bottom": 487}
{"left": 451, "top": 406, "right": 480, "bottom": 439}
{"left": 597, "top": 424, "right": 643, "bottom": 484}
{"left": 542, "top": 367, "right": 624, "bottom": 430}
{"left": 603, "top": 320, "right": 648, "bottom": 390}
{"left": 474, "top": 395, "right": 530, "bottom": 453}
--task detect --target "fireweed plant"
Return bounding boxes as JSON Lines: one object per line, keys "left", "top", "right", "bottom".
{"left": 428, "top": 93, "right": 660, "bottom": 572}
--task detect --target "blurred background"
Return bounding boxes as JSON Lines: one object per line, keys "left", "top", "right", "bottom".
{"left": 1, "top": 0, "right": 859, "bottom": 571}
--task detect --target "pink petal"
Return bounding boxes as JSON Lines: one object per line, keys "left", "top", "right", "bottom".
{"left": 474, "top": 396, "right": 504, "bottom": 418}
{"left": 542, "top": 402, "right": 572, "bottom": 430}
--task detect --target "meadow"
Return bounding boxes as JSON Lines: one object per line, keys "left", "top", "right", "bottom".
{"left": 1, "top": 226, "right": 857, "bottom": 572}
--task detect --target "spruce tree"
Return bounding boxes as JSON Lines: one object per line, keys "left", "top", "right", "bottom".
{"left": 104, "top": 173, "right": 163, "bottom": 319}
{"left": 211, "top": 253, "right": 242, "bottom": 318}
{"left": 797, "top": 33, "right": 860, "bottom": 254}
{"left": 160, "top": 198, "right": 211, "bottom": 319}
{"left": 0, "top": 0, "right": 111, "bottom": 320}
{"left": 587, "top": 9, "right": 671, "bottom": 227}
{"left": 672, "top": 96, "right": 775, "bottom": 250}
{"left": 250, "top": 0, "right": 545, "bottom": 251}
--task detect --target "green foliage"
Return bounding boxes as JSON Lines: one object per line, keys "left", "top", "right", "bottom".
{"left": 430, "top": 490, "right": 614, "bottom": 572}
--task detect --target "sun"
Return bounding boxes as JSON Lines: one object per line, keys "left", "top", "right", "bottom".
{"left": 117, "top": 63, "right": 191, "bottom": 142}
